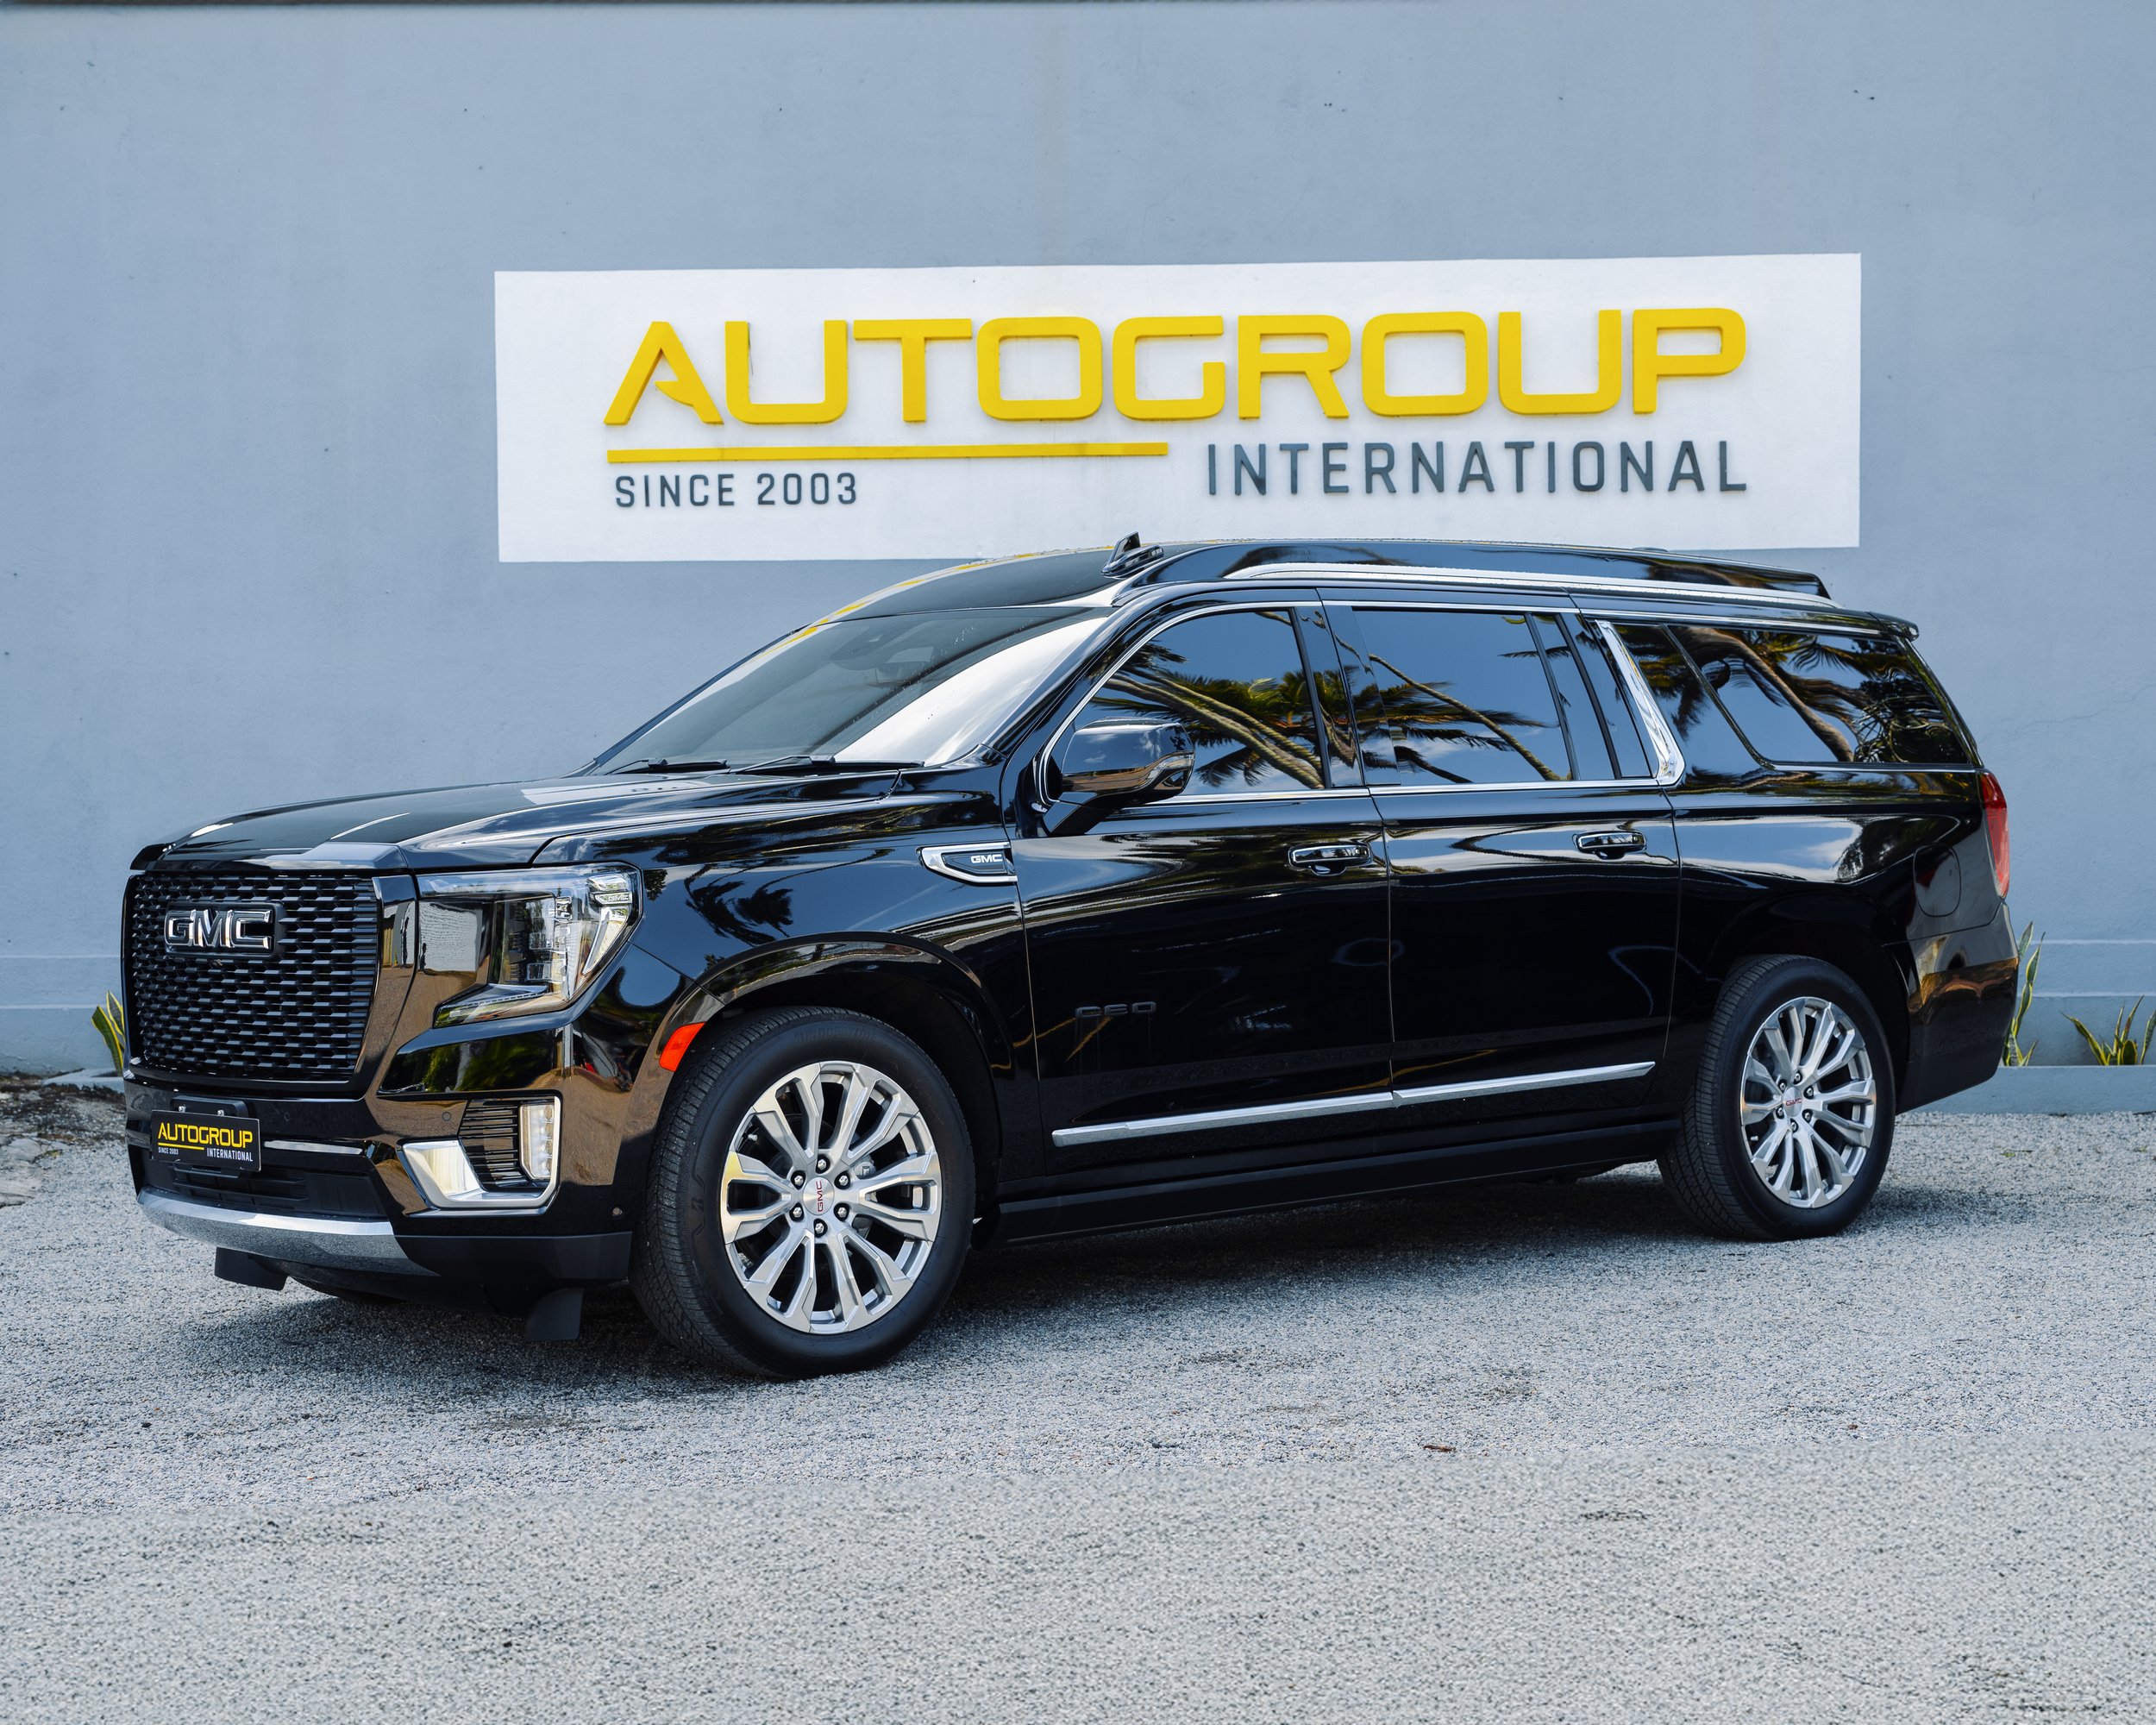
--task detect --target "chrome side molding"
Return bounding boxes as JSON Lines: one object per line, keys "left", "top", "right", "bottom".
{"left": 1051, "top": 1061, "right": 1656, "bottom": 1149}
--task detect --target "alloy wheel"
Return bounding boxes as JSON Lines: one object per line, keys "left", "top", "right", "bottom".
{"left": 717, "top": 1059, "right": 943, "bottom": 1333}
{"left": 1738, "top": 995, "right": 1877, "bottom": 1210}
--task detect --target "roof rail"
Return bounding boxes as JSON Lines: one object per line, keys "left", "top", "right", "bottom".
{"left": 1129, "top": 540, "right": 1832, "bottom": 600}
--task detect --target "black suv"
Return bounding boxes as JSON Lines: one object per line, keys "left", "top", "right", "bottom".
{"left": 123, "top": 539, "right": 2018, "bottom": 1376}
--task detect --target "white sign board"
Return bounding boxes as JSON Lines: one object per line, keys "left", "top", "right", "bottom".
{"left": 496, "top": 254, "right": 1858, "bottom": 561}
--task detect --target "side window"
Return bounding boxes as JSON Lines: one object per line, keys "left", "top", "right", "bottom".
{"left": 1610, "top": 624, "right": 1760, "bottom": 781}
{"left": 1669, "top": 625, "right": 1839, "bottom": 766}
{"left": 1728, "top": 629, "right": 1971, "bottom": 767}
{"left": 1353, "top": 609, "right": 1574, "bottom": 785}
{"left": 1297, "top": 606, "right": 1366, "bottom": 784}
{"left": 1530, "top": 615, "right": 1614, "bottom": 781}
{"left": 1068, "top": 608, "right": 1324, "bottom": 795}
{"left": 1564, "top": 616, "right": 1654, "bottom": 779}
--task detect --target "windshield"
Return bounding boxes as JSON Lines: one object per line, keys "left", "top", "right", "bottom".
{"left": 591, "top": 605, "right": 1104, "bottom": 774}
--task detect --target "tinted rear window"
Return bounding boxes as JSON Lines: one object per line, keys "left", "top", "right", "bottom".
{"left": 1695, "top": 628, "right": 1971, "bottom": 766}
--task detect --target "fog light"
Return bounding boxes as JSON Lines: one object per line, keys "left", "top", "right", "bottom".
{"left": 518, "top": 1098, "right": 560, "bottom": 1184}
{"left": 399, "top": 1096, "right": 561, "bottom": 1212}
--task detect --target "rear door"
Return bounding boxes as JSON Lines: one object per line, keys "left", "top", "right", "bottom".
{"left": 1328, "top": 598, "right": 1682, "bottom": 1129}
{"left": 1013, "top": 600, "right": 1392, "bottom": 1169}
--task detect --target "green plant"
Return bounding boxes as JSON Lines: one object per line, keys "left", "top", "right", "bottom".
{"left": 2065, "top": 997, "right": 2156, "bottom": 1066}
{"left": 89, "top": 992, "right": 124, "bottom": 1074}
{"left": 2003, "top": 924, "right": 2043, "bottom": 1066}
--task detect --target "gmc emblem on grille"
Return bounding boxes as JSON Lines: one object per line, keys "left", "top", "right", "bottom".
{"left": 162, "top": 903, "right": 278, "bottom": 955}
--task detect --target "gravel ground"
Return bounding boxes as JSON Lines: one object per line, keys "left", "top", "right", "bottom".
{"left": 2, "top": 1087, "right": 2153, "bottom": 1720}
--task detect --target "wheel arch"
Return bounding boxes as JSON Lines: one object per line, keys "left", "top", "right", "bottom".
{"left": 1713, "top": 905, "right": 1914, "bottom": 1088}
{"left": 633, "top": 937, "right": 1015, "bottom": 1213}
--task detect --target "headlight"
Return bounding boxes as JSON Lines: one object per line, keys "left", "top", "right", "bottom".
{"left": 416, "top": 866, "right": 640, "bottom": 1026}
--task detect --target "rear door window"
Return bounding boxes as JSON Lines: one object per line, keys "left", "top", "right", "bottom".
{"left": 1562, "top": 615, "right": 1654, "bottom": 780}
{"left": 1350, "top": 609, "right": 1575, "bottom": 785}
{"left": 1530, "top": 615, "right": 1614, "bottom": 781}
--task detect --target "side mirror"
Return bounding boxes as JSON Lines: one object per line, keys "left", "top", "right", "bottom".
{"left": 1044, "top": 722, "right": 1194, "bottom": 834}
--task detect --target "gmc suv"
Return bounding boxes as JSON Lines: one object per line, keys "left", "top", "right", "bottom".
{"left": 122, "top": 538, "right": 2018, "bottom": 1376}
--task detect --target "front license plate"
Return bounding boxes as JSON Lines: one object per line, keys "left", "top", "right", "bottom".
{"left": 150, "top": 1111, "right": 261, "bottom": 1173}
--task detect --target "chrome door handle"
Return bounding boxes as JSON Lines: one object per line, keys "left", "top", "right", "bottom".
{"left": 1576, "top": 830, "right": 1646, "bottom": 856}
{"left": 1288, "top": 842, "right": 1370, "bottom": 873}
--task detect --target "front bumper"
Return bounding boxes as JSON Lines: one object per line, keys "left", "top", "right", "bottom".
{"left": 137, "top": 1188, "right": 420, "bottom": 1275}
{"left": 127, "top": 1081, "right": 636, "bottom": 1302}
{"left": 135, "top": 1186, "right": 635, "bottom": 1285}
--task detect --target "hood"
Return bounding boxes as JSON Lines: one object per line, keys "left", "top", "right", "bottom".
{"left": 139, "top": 770, "right": 904, "bottom": 873}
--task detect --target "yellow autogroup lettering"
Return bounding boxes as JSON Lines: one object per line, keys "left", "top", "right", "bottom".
{"left": 1238, "top": 315, "right": 1351, "bottom": 419}
{"left": 851, "top": 318, "right": 974, "bottom": 422}
{"left": 603, "top": 305, "right": 1747, "bottom": 429}
{"left": 159, "top": 1120, "right": 250, "bottom": 1148}
{"left": 603, "top": 321, "right": 724, "bottom": 425}
{"left": 1111, "top": 317, "right": 1227, "bottom": 420}
{"left": 1361, "top": 312, "right": 1489, "bottom": 417}
{"left": 1633, "top": 308, "right": 1746, "bottom": 411}
{"left": 976, "top": 317, "right": 1104, "bottom": 421}
{"left": 1498, "top": 310, "right": 1624, "bottom": 415}
{"left": 724, "top": 320, "right": 849, "bottom": 425}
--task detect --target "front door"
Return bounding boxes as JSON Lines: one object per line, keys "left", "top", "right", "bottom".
{"left": 1329, "top": 601, "right": 1681, "bottom": 1132}
{"left": 1013, "top": 603, "right": 1392, "bottom": 1169}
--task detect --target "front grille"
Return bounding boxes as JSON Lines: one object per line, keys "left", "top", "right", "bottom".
{"left": 125, "top": 869, "right": 379, "bottom": 1084}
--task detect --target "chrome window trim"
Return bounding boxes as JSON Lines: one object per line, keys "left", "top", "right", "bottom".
{"left": 1366, "top": 779, "right": 1656, "bottom": 798}
{"left": 1595, "top": 620, "right": 1686, "bottom": 787}
{"left": 1050, "top": 1059, "right": 1657, "bottom": 1148}
{"left": 1152, "top": 787, "right": 1376, "bottom": 805}
{"left": 1034, "top": 599, "right": 1332, "bottom": 806}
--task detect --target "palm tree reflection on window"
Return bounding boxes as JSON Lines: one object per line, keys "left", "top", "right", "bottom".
{"left": 1363, "top": 647, "right": 1564, "bottom": 782}
{"left": 1670, "top": 627, "right": 1966, "bottom": 766}
{"left": 1082, "top": 612, "right": 1325, "bottom": 793}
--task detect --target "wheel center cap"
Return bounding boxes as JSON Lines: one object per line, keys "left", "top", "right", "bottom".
{"left": 804, "top": 1176, "right": 834, "bottom": 1216}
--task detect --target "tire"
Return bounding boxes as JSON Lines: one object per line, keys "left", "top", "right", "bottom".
{"left": 1660, "top": 955, "right": 1896, "bottom": 1241}
{"left": 631, "top": 1007, "right": 975, "bottom": 1377}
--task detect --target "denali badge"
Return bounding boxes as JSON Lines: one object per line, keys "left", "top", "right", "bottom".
{"left": 162, "top": 903, "right": 277, "bottom": 954}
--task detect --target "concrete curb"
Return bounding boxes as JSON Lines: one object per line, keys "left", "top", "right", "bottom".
{"left": 1915, "top": 1065, "right": 2156, "bottom": 1114}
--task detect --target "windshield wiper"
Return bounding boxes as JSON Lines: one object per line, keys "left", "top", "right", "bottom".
{"left": 604, "top": 757, "right": 734, "bottom": 775}
{"left": 734, "top": 755, "right": 918, "bottom": 775}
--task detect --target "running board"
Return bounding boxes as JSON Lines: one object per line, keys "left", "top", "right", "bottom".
{"left": 1051, "top": 1061, "right": 1656, "bottom": 1149}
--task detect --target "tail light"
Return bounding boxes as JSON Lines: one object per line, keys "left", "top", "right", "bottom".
{"left": 1980, "top": 772, "right": 2010, "bottom": 898}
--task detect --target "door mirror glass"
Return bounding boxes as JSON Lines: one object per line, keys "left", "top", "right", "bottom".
{"left": 1054, "top": 721, "right": 1194, "bottom": 800}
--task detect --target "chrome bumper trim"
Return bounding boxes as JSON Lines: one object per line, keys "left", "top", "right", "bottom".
{"left": 263, "top": 1138, "right": 368, "bottom": 1157}
{"left": 1051, "top": 1061, "right": 1657, "bottom": 1149}
{"left": 135, "top": 1189, "right": 427, "bottom": 1275}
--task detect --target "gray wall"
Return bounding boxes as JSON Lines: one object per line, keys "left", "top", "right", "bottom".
{"left": 3, "top": 0, "right": 2151, "bottom": 1071}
